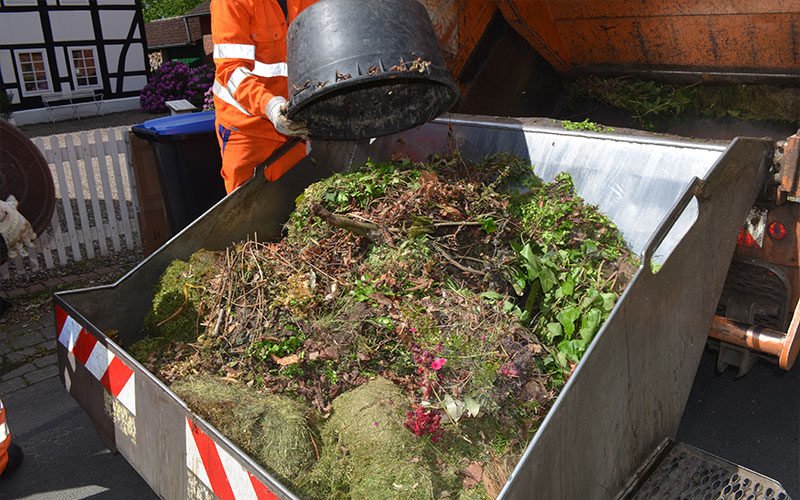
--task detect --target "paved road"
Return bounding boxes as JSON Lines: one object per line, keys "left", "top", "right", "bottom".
{"left": 0, "top": 301, "right": 158, "bottom": 500}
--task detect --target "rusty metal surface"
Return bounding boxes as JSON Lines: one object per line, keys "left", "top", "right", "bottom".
{"left": 420, "top": 0, "right": 498, "bottom": 80}
{"left": 616, "top": 439, "right": 791, "bottom": 500}
{"left": 709, "top": 316, "right": 786, "bottom": 358}
{"left": 496, "top": 0, "right": 800, "bottom": 81}
{"left": 0, "top": 119, "right": 56, "bottom": 236}
{"left": 54, "top": 115, "right": 770, "bottom": 499}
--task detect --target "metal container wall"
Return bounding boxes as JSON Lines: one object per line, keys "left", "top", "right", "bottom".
{"left": 54, "top": 115, "right": 770, "bottom": 500}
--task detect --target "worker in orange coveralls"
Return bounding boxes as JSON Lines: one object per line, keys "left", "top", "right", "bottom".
{"left": 0, "top": 398, "right": 23, "bottom": 479}
{"left": 211, "top": 0, "right": 319, "bottom": 194}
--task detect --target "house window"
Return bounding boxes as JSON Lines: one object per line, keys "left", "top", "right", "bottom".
{"left": 69, "top": 47, "right": 100, "bottom": 88}
{"left": 15, "top": 50, "right": 51, "bottom": 95}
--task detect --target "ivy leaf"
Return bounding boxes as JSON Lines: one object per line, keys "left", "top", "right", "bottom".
{"left": 555, "top": 278, "right": 574, "bottom": 299}
{"left": 546, "top": 322, "right": 563, "bottom": 343}
{"left": 578, "top": 307, "right": 602, "bottom": 344}
{"left": 601, "top": 292, "right": 617, "bottom": 312}
{"left": 559, "top": 306, "right": 580, "bottom": 338}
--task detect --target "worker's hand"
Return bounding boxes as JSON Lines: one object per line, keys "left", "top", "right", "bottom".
{"left": 0, "top": 195, "right": 36, "bottom": 262}
{"left": 266, "top": 96, "right": 310, "bottom": 138}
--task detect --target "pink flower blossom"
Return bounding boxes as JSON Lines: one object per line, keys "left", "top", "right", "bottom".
{"left": 409, "top": 327, "right": 417, "bottom": 333}
{"left": 501, "top": 363, "right": 518, "bottom": 377}
{"left": 431, "top": 358, "right": 447, "bottom": 371}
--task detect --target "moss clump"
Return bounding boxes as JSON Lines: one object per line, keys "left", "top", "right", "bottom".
{"left": 141, "top": 249, "right": 221, "bottom": 347}
{"left": 301, "top": 378, "right": 435, "bottom": 500}
{"left": 171, "top": 375, "right": 315, "bottom": 482}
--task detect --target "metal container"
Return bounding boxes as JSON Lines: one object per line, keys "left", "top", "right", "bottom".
{"left": 54, "top": 114, "right": 770, "bottom": 500}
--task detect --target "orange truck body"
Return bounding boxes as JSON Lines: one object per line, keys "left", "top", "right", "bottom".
{"left": 423, "top": 0, "right": 800, "bottom": 83}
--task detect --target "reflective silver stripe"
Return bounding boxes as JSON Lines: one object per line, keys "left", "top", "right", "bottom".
{"left": 227, "top": 66, "right": 252, "bottom": 96}
{"left": 253, "top": 61, "right": 287, "bottom": 78}
{"left": 213, "top": 43, "right": 255, "bottom": 60}
{"left": 212, "top": 80, "right": 252, "bottom": 116}
{"left": 0, "top": 421, "right": 8, "bottom": 442}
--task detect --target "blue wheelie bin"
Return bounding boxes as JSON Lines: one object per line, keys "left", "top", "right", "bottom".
{"left": 131, "top": 111, "right": 225, "bottom": 234}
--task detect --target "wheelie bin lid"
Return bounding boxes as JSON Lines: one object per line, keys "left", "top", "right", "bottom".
{"left": 131, "top": 111, "right": 216, "bottom": 138}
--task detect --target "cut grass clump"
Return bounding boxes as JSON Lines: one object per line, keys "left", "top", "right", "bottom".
{"left": 134, "top": 249, "right": 221, "bottom": 359}
{"left": 301, "top": 377, "right": 435, "bottom": 500}
{"left": 171, "top": 375, "right": 316, "bottom": 482}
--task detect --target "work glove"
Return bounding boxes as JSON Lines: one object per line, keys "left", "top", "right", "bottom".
{"left": 0, "top": 195, "right": 36, "bottom": 262}
{"left": 266, "top": 96, "right": 310, "bottom": 138}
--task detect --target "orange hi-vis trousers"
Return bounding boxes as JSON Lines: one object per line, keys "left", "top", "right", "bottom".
{"left": 0, "top": 398, "right": 9, "bottom": 474}
{"left": 216, "top": 121, "right": 307, "bottom": 194}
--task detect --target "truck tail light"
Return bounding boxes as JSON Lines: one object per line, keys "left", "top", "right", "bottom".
{"left": 768, "top": 221, "right": 787, "bottom": 240}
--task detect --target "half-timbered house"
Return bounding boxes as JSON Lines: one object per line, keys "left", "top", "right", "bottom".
{"left": 0, "top": 0, "right": 149, "bottom": 124}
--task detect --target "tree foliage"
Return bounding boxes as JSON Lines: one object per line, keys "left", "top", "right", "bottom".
{"left": 142, "top": 0, "right": 206, "bottom": 22}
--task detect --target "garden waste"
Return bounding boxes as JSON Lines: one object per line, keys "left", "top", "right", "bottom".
{"left": 130, "top": 152, "right": 636, "bottom": 500}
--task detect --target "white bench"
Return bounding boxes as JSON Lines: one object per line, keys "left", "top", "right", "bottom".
{"left": 41, "top": 89, "right": 104, "bottom": 123}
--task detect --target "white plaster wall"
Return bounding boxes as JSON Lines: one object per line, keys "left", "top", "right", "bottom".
{"left": 125, "top": 43, "right": 146, "bottom": 72}
{"left": 105, "top": 44, "right": 123, "bottom": 72}
{"left": 0, "top": 12, "right": 45, "bottom": 45}
{"left": 100, "top": 10, "right": 135, "bottom": 40}
{"left": 123, "top": 74, "right": 147, "bottom": 92}
{"left": 55, "top": 47, "right": 68, "bottom": 82}
{"left": 50, "top": 11, "right": 95, "bottom": 43}
{"left": 0, "top": 50, "right": 16, "bottom": 84}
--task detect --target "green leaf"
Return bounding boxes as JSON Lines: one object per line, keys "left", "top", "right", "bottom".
{"left": 556, "top": 278, "right": 574, "bottom": 299}
{"left": 601, "top": 292, "right": 617, "bottom": 312}
{"left": 546, "top": 322, "right": 563, "bottom": 343}
{"left": 480, "top": 217, "right": 498, "bottom": 234}
{"left": 578, "top": 308, "right": 602, "bottom": 344}
{"left": 559, "top": 306, "right": 580, "bottom": 338}
{"left": 480, "top": 291, "right": 503, "bottom": 301}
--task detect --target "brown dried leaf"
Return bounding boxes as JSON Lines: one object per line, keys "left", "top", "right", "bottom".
{"left": 271, "top": 353, "right": 299, "bottom": 365}
{"left": 458, "top": 461, "right": 484, "bottom": 489}
{"left": 320, "top": 346, "right": 339, "bottom": 360}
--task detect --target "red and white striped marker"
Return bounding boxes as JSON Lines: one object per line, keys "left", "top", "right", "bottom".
{"left": 56, "top": 306, "right": 136, "bottom": 416}
{"left": 186, "top": 418, "right": 280, "bottom": 500}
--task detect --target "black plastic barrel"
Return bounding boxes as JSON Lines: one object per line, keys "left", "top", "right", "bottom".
{"left": 286, "top": 0, "right": 460, "bottom": 141}
{"left": 131, "top": 111, "right": 225, "bottom": 234}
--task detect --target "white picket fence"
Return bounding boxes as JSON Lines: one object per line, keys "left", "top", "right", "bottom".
{"left": 0, "top": 127, "right": 142, "bottom": 280}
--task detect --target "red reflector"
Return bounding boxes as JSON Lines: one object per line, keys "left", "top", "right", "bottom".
{"left": 768, "top": 221, "right": 787, "bottom": 240}
{"left": 737, "top": 228, "right": 760, "bottom": 247}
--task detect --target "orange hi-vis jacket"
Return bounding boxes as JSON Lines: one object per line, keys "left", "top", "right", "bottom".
{"left": 211, "top": 0, "right": 317, "bottom": 140}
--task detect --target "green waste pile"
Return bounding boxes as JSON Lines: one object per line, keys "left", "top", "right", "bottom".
{"left": 132, "top": 153, "right": 636, "bottom": 499}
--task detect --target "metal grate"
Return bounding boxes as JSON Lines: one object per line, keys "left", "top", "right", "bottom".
{"left": 716, "top": 259, "right": 789, "bottom": 331}
{"left": 621, "top": 441, "right": 791, "bottom": 500}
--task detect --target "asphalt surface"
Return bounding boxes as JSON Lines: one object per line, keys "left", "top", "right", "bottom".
{"left": 677, "top": 348, "right": 800, "bottom": 497}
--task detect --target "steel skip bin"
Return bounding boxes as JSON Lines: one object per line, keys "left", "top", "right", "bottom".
{"left": 53, "top": 114, "right": 771, "bottom": 500}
